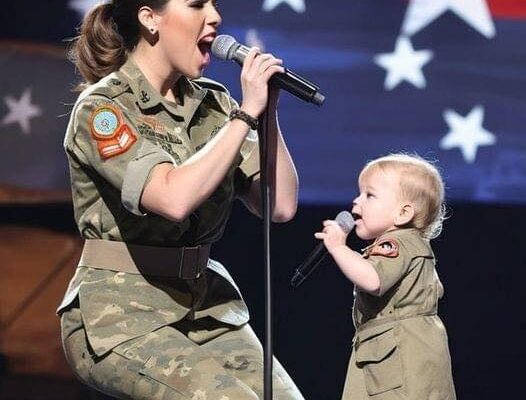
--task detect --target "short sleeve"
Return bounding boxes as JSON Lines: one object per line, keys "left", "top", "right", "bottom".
{"left": 364, "top": 231, "right": 434, "bottom": 296}
{"left": 66, "top": 97, "right": 175, "bottom": 216}
{"left": 364, "top": 237, "right": 412, "bottom": 296}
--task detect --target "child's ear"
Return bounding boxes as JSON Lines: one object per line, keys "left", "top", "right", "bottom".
{"left": 395, "top": 203, "right": 414, "bottom": 226}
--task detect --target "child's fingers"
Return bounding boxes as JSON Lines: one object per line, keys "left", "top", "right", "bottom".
{"left": 314, "top": 232, "right": 325, "bottom": 239}
{"left": 323, "top": 219, "right": 337, "bottom": 227}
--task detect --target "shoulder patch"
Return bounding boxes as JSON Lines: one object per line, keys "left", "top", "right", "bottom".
{"left": 89, "top": 104, "right": 137, "bottom": 160}
{"left": 369, "top": 238, "right": 399, "bottom": 258}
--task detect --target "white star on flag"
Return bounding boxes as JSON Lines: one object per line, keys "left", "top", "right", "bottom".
{"left": 440, "top": 105, "right": 496, "bottom": 163}
{"left": 246, "top": 29, "right": 266, "bottom": 51}
{"left": 2, "top": 88, "right": 43, "bottom": 135}
{"left": 69, "top": 0, "right": 106, "bottom": 18}
{"left": 402, "top": 0, "right": 496, "bottom": 39}
{"left": 374, "top": 36, "right": 433, "bottom": 90}
{"left": 263, "top": 0, "right": 306, "bottom": 13}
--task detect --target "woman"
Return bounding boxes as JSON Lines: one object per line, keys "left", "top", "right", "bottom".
{"left": 57, "top": 1, "right": 303, "bottom": 398}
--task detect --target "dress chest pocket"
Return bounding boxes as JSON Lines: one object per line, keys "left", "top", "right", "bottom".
{"left": 355, "top": 325, "right": 403, "bottom": 395}
{"left": 136, "top": 117, "right": 190, "bottom": 164}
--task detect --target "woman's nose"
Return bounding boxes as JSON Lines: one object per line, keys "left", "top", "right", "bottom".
{"left": 208, "top": 4, "right": 222, "bottom": 27}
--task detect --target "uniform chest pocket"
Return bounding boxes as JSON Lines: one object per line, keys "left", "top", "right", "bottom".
{"left": 137, "top": 121, "right": 189, "bottom": 164}
{"left": 355, "top": 326, "right": 403, "bottom": 395}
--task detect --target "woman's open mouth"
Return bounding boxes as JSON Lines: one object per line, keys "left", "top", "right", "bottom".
{"left": 197, "top": 33, "right": 216, "bottom": 66}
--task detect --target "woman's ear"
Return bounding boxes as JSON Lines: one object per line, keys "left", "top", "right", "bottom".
{"left": 395, "top": 203, "right": 414, "bottom": 226}
{"left": 138, "top": 6, "right": 159, "bottom": 36}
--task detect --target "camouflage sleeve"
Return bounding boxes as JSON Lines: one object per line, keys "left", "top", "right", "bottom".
{"left": 66, "top": 96, "right": 175, "bottom": 216}
{"left": 364, "top": 234, "right": 413, "bottom": 296}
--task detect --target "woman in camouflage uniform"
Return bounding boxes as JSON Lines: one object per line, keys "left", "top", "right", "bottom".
{"left": 58, "top": 1, "right": 303, "bottom": 399}
{"left": 315, "top": 154, "right": 456, "bottom": 399}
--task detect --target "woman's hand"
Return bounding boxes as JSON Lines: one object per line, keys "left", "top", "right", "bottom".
{"left": 314, "top": 220, "right": 349, "bottom": 253}
{"left": 239, "top": 47, "right": 284, "bottom": 118}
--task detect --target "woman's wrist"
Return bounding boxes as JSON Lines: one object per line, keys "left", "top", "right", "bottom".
{"left": 230, "top": 108, "right": 258, "bottom": 130}
{"left": 239, "top": 104, "right": 259, "bottom": 118}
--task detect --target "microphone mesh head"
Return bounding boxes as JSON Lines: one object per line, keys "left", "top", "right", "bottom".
{"left": 211, "top": 35, "right": 237, "bottom": 61}
{"left": 335, "top": 211, "right": 355, "bottom": 234}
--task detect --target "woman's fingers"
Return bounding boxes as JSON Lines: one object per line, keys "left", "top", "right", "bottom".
{"left": 259, "top": 56, "right": 283, "bottom": 74}
{"left": 262, "top": 65, "right": 285, "bottom": 83}
{"left": 239, "top": 49, "right": 285, "bottom": 117}
{"left": 244, "top": 50, "right": 282, "bottom": 81}
{"left": 242, "top": 47, "right": 260, "bottom": 71}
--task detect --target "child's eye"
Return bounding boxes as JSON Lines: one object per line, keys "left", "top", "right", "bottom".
{"left": 366, "top": 193, "right": 375, "bottom": 199}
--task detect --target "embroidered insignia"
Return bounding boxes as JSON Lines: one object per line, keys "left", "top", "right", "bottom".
{"left": 90, "top": 104, "right": 137, "bottom": 160}
{"left": 369, "top": 238, "right": 399, "bottom": 258}
{"left": 140, "top": 90, "right": 150, "bottom": 103}
{"left": 136, "top": 116, "right": 183, "bottom": 145}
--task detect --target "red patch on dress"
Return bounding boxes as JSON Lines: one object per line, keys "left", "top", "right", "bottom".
{"left": 369, "top": 238, "right": 399, "bottom": 258}
{"left": 89, "top": 104, "right": 137, "bottom": 160}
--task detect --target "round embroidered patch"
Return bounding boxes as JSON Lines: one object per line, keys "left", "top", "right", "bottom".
{"left": 92, "top": 108, "right": 120, "bottom": 137}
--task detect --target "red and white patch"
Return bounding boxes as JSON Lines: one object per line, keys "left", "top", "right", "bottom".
{"left": 89, "top": 104, "right": 137, "bottom": 160}
{"left": 369, "top": 238, "right": 399, "bottom": 258}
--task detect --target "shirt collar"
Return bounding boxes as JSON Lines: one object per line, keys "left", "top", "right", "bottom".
{"left": 361, "top": 227, "right": 421, "bottom": 254}
{"left": 120, "top": 56, "right": 207, "bottom": 126}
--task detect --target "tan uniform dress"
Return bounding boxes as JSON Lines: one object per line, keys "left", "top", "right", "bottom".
{"left": 341, "top": 228, "right": 456, "bottom": 400}
{"left": 58, "top": 57, "right": 303, "bottom": 400}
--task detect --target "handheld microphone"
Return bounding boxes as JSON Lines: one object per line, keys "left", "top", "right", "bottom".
{"left": 211, "top": 34, "right": 325, "bottom": 107}
{"left": 290, "top": 211, "right": 355, "bottom": 288}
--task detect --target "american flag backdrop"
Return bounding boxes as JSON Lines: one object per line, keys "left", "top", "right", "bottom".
{"left": 1, "top": 0, "right": 525, "bottom": 205}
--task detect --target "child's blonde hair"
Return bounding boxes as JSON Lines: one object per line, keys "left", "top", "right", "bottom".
{"left": 360, "top": 153, "right": 446, "bottom": 239}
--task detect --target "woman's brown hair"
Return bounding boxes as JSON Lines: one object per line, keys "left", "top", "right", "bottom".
{"left": 69, "top": 0, "right": 169, "bottom": 87}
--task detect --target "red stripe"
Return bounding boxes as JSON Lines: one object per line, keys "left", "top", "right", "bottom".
{"left": 487, "top": 0, "right": 526, "bottom": 19}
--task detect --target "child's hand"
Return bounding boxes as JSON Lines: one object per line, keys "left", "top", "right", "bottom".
{"left": 314, "top": 220, "right": 349, "bottom": 253}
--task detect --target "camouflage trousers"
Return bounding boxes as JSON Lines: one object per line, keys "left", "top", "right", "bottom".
{"left": 61, "top": 307, "right": 304, "bottom": 399}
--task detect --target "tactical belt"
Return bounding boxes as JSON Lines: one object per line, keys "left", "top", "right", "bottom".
{"left": 80, "top": 239, "right": 210, "bottom": 280}
{"left": 356, "top": 311, "right": 438, "bottom": 333}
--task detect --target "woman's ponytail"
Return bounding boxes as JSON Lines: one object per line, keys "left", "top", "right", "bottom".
{"left": 69, "top": 3, "right": 126, "bottom": 87}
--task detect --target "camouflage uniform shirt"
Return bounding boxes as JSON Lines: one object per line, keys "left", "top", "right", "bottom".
{"left": 58, "top": 57, "right": 260, "bottom": 357}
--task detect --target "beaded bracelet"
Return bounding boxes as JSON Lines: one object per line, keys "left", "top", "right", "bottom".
{"left": 229, "top": 109, "right": 258, "bottom": 130}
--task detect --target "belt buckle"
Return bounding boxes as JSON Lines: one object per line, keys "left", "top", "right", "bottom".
{"left": 179, "top": 246, "right": 200, "bottom": 280}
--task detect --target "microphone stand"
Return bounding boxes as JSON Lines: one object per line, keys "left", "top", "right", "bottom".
{"left": 258, "top": 96, "right": 274, "bottom": 400}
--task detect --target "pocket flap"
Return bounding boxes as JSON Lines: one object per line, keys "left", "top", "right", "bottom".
{"left": 356, "top": 326, "right": 397, "bottom": 364}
